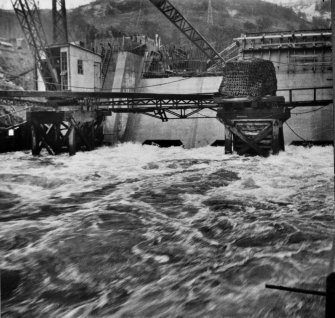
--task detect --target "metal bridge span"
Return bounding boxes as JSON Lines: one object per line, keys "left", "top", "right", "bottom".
{"left": 0, "top": 88, "right": 332, "bottom": 156}
{"left": 0, "top": 87, "right": 332, "bottom": 121}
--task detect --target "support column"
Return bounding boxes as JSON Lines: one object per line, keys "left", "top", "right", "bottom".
{"left": 272, "top": 120, "right": 280, "bottom": 155}
{"left": 31, "top": 124, "right": 40, "bottom": 156}
{"left": 326, "top": 273, "right": 335, "bottom": 318}
{"left": 225, "top": 126, "right": 233, "bottom": 154}
{"left": 68, "top": 126, "right": 76, "bottom": 156}
{"left": 279, "top": 123, "right": 285, "bottom": 151}
{"left": 52, "top": 124, "right": 61, "bottom": 154}
{"left": 90, "top": 122, "right": 95, "bottom": 150}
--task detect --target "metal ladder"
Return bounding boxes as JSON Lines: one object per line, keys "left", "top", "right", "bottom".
{"left": 101, "top": 43, "right": 113, "bottom": 89}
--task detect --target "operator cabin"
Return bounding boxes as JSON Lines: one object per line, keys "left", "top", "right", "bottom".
{"left": 37, "top": 42, "right": 102, "bottom": 92}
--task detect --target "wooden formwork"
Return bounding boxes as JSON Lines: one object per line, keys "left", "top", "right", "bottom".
{"left": 216, "top": 96, "right": 290, "bottom": 156}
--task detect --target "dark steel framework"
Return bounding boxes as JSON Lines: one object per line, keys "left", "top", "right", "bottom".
{"left": 52, "top": 0, "right": 68, "bottom": 44}
{"left": 0, "top": 87, "right": 332, "bottom": 121}
{"left": 148, "top": 0, "right": 224, "bottom": 65}
{"left": 11, "top": 0, "right": 59, "bottom": 90}
{"left": 27, "top": 111, "right": 104, "bottom": 156}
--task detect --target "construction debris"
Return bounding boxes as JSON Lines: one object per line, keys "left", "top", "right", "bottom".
{"left": 219, "top": 59, "right": 277, "bottom": 98}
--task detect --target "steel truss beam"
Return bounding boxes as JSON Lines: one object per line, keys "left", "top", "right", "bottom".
{"left": 0, "top": 89, "right": 332, "bottom": 121}
{"left": 11, "top": 0, "right": 59, "bottom": 90}
{"left": 98, "top": 97, "right": 215, "bottom": 111}
{"left": 133, "top": 107, "right": 216, "bottom": 121}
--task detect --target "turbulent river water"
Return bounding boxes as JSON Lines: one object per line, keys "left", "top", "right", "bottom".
{"left": 1, "top": 144, "right": 334, "bottom": 318}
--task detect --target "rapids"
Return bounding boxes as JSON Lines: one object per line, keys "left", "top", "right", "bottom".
{"left": 0, "top": 144, "right": 334, "bottom": 318}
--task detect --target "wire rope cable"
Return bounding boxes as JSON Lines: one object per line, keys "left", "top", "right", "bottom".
{"left": 285, "top": 122, "right": 307, "bottom": 141}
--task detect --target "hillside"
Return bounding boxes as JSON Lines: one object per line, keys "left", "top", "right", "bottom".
{"left": 70, "top": 0, "right": 314, "bottom": 51}
{"left": 264, "top": 0, "right": 330, "bottom": 28}
{"left": 1, "top": 0, "right": 316, "bottom": 52}
{"left": 0, "top": 0, "right": 327, "bottom": 84}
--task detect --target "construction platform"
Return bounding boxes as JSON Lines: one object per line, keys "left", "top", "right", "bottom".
{"left": 0, "top": 88, "right": 332, "bottom": 156}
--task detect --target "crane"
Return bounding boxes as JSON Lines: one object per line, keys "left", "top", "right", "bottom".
{"left": 11, "top": 0, "right": 69, "bottom": 90}
{"left": 148, "top": 0, "right": 225, "bottom": 67}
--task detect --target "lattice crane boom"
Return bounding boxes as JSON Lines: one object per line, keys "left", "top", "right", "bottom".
{"left": 11, "top": 0, "right": 59, "bottom": 90}
{"left": 148, "top": 0, "right": 225, "bottom": 66}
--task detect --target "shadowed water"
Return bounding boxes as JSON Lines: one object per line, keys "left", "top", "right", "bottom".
{"left": 0, "top": 144, "right": 333, "bottom": 318}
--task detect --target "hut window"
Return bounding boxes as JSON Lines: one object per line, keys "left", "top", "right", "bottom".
{"left": 77, "top": 59, "right": 84, "bottom": 74}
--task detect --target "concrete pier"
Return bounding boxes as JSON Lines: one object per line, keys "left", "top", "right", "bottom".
{"left": 102, "top": 52, "right": 145, "bottom": 145}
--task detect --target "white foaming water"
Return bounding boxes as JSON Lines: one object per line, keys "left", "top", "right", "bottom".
{"left": 0, "top": 143, "right": 333, "bottom": 318}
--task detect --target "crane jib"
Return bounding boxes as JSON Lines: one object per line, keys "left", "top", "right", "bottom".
{"left": 148, "top": 0, "right": 225, "bottom": 65}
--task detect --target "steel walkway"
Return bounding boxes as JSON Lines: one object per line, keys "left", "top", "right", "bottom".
{"left": 0, "top": 87, "right": 332, "bottom": 120}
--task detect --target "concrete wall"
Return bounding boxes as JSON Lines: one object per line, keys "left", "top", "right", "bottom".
{"left": 243, "top": 49, "right": 333, "bottom": 143}
{"left": 278, "top": 72, "right": 333, "bottom": 143}
{"left": 103, "top": 52, "right": 145, "bottom": 144}
{"left": 134, "top": 76, "right": 224, "bottom": 148}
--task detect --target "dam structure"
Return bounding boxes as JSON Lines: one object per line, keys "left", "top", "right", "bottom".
{"left": 105, "top": 29, "right": 331, "bottom": 148}
{"left": 0, "top": 29, "right": 332, "bottom": 154}
{"left": 1, "top": 0, "right": 332, "bottom": 152}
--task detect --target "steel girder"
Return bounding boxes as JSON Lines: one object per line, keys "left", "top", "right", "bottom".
{"left": 0, "top": 88, "right": 332, "bottom": 121}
